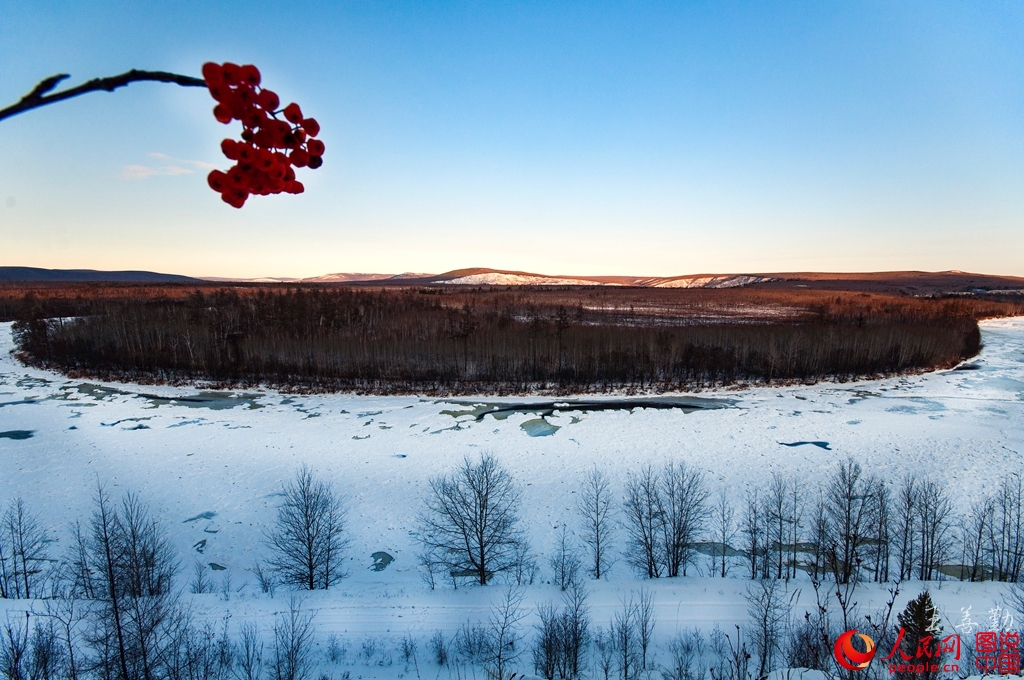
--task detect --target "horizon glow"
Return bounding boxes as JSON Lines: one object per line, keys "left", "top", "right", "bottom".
{"left": 1, "top": 1, "right": 1022, "bottom": 278}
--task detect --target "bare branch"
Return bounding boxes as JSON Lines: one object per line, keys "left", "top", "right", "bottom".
{"left": 0, "top": 69, "right": 206, "bottom": 122}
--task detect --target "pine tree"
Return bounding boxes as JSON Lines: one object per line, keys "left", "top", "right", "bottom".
{"left": 894, "top": 591, "right": 942, "bottom": 680}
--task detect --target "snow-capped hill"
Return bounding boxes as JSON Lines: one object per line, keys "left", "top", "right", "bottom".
{"left": 653, "top": 275, "right": 779, "bottom": 288}
{"left": 439, "top": 272, "right": 622, "bottom": 286}
{"left": 430, "top": 269, "right": 777, "bottom": 288}
{"left": 303, "top": 273, "right": 403, "bottom": 283}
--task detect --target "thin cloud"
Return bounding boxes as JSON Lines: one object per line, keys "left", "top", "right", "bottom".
{"left": 148, "top": 152, "right": 219, "bottom": 170}
{"left": 122, "top": 153, "right": 218, "bottom": 180}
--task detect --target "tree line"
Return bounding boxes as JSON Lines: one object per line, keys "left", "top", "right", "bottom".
{"left": 2, "top": 455, "right": 1022, "bottom": 680}
{"left": 3, "top": 455, "right": 1020, "bottom": 604}
{"left": 11, "top": 287, "right": 986, "bottom": 394}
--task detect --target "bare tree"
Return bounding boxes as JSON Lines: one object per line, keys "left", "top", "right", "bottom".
{"left": 745, "top": 580, "right": 791, "bottom": 679}
{"left": 65, "top": 521, "right": 95, "bottom": 600}
{"left": 962, "top": 499, "right": 991, "bottom": 581}
{"left": 611, "top": 598, "right": 639, "bottom": 680}
{"left": 990, "top": 472, "right": 1024, "bottom": 581}
{"left": 915, "top": 479, "right": 953, "bottom": 581}
{"left": 231, "top": 623, "right": 262, "bottom": 680}
{"left": 549, "top": 526, "right": 583, "bottom": 591}
{"left": 712, "top": 488, "right": 736, "bottom": 578}
{"left": 708, "top": 625, "right": 751, "bottom": 680}
{"left": 532, "top": 582, "right": 590, "bottom": 680}
{"left": 562, "top": 582, "right": 590, "bottom": 679}
{"left": 741, "top": 490, "right": 764, "bottom": 581}
{"left": 635, "top": 588, "right": 655, "bottom": 672}
{"left": 824, "top": 459, "right": 874, "bottom": 584}
{"left": 658, "top": 462, "right": 709, "bottom": 578}
{"left": 577, "top": 466, "right": 616, "bottom": 579}
{"left": 534, "top": 601, "right": 561, "bottom": 680}
{"left": 623, "top": 465, "right": 662, "bottom": 579}
{"left": 266, "top": 465, "right": 349, "bottom": 590}
{"left": 42, "top": 594, "right": 84, "bottom": 680}
{"left": 82, "top": 484, "right": 179, "bottom": 680}
{"left": 419, "top": 453, "right": 527, "bottom": 585}
{"left": 1, "top": 613, "right": 30, "bottom": 680}
{"left": 869, "top": 479, "right": 892, "bottom": 582}
{"left": 663, "top": 629, "right": 708, "bottom": 680}
{"left": 593, "top": 627, "right": 615, "bottom": 680}
{"left": 190, "top": 562, "right": 213, "bottom": 594}
{"left": 484, "top": 585, "right": 527, "bottom": 680}
{"left": 894, "top": 474, "right": 918, "bottom": 581}
{"left": 0, "top": 499, "right": 49, "bottom": 599}
{"left": 268, "top": 598, "right": 315, "bottom": 680}
{"left": 766, "top": 473, "right": 789, "bottom": 581}
{"left": 807, "top": 491, "right": 828, "bottom": 581}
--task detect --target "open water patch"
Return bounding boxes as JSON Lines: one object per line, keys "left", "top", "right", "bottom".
{"left": 371, "top": 552, "right": 394, "bottom": 571}
{"left": 954, "top": 362, "right": 982, "bottom": 371}
{"left": 139, "top": 391, "right": 264, "bottom": 410}
{"left": 440, "top": 396, "right": 734, "bottom": 422}
{"left": 780, "top": 441, "right": 831, "bottom": 450}
{"left": 0, "top": 398, "right": 38, "bottom": 408}
{"left": 521, "top": 418, "right": 560, "bottom": 437}
{"left": 54, "top": 383, "right": 265, "bottom": 410}
{"left": 0, "top": 430, "right": 34, "bottom": 440}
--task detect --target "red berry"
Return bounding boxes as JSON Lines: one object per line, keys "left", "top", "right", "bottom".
{"left": 222, "top": 186, "right": 247, "bottom": 207}
{"left": 237, "top": 86, "right": 256, "bottom": 103}
{"left": 220, "top": 139, "right": 240, "bottom": 160}
{"left": 243, "top": 110, "right": 265, "bottom": 129}
{"left": 307, "top": 155, "right": 323, "bottom": 169}
{"left": 289, "top": 149, "right": 309, "bottom": 167}
{"left": 302, "top": 118, "right": 320, "bottom": 137}
{"left": 257, "top": 151, "right": 276, "bottom": 171}
{"left": 207, "top": 170, "right": 227, "bottom": 192}
{"left": 257, "top": 89, "right": 280, "bottom": 111}
{"left": 283, "top": 103, "right": 303, "bottom": 124}
{"left": 213, "top": 104, "right": 233, "bottom": 124}
{"left": 253, "top": 129, "right": 274, "bottom": 149}
{"left": 240, "top": 64, "right": 261, "bottom": 86}
{"left": 222, "top": 63, "right": 242, "bottom": 85}
{"left": 306, "top": 139, "right": 325, "bottom": 156}
{"left": 207, "top": 84, "right": 231, "bottom": 103}
{"left": 202, "top": 62, "right": 225, "bottom": 86}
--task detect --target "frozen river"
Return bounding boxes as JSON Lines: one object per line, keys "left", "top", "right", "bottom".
{"left": 1, "top": 317, "right": 1023, "bottom": 654}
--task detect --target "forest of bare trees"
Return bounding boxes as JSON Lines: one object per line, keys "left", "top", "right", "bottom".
{"left": 8, "top": 285, "right": 994, "bottom": 394}
{"left": 2, "top": 454, "right": 1024, "bottom": 680}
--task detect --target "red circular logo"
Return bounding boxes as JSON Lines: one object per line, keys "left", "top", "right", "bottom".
{"left": 834, "top": 630, "right": 877, "bottom": 671}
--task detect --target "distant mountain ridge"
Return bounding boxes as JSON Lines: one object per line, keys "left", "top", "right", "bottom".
{"left": 0, "top": 267, "right": 199, "bottom": 283}
{"left": 3, "top": 266, "right": 1023, "bottom": 293}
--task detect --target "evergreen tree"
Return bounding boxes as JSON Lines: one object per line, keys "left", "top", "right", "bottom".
{"left": 894, "top": 591, "right": 942, "bottom": 680}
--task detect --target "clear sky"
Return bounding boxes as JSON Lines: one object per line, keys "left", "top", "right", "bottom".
{"left": 1, "top": 1, "right": 1022, "bottom": 278}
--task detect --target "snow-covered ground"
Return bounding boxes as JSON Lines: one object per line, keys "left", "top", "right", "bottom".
{"left": 1, "top": 318, "right": 1023, "bottom": 676}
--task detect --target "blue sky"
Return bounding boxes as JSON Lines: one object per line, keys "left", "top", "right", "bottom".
{"left": 1, "top": 1, "right": 1022, "bottom": 278}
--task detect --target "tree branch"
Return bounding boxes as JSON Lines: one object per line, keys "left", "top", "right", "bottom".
{"left": 0, "top": 69, "right": 207, "bottom": 122}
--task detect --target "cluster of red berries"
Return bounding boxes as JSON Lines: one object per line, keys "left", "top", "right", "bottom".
{"left": 202, "top": 62, "right": 323, "bottom": 208}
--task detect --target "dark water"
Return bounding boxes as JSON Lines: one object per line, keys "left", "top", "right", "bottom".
{"left": 780, "top": 441, "right": 831, "bottom": 450}
{"left": 441, "top": 396, "right": 735, "bottom": 421}
{"left": 0, "top": 430, "right": 34, "bottom": 440}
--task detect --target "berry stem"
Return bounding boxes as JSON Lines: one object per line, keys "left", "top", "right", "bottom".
{"left": 0, "top": 69, "right": 206, "bottom": 122}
